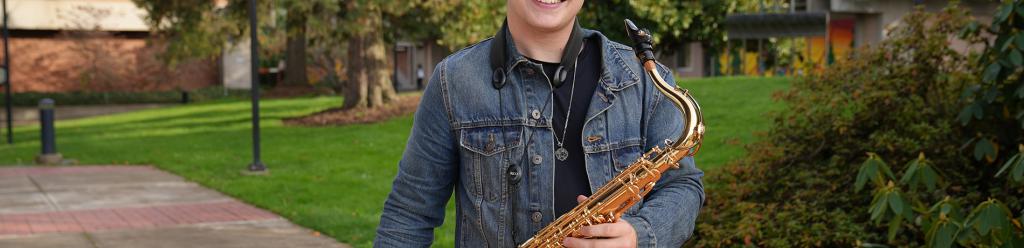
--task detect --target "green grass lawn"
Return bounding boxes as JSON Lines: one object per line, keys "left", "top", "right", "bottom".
{"left": 0, "top": 76, "right": 789, "bottom": 247}
{"left": 680, "top": 76, "right": 791, "bottom": 169}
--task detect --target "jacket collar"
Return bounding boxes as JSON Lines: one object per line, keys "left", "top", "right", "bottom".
{"left": 490, "top": 25, "right": 640, "bottom": 92}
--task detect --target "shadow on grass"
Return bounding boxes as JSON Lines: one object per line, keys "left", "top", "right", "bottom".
{"left": 9, "top": 97, "right": 343, "bottom": 147}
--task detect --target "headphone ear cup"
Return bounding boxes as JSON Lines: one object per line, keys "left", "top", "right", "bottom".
{"left": 553, "top": 66, "right": 567, "bottom": 87}
{"left": 492, "top": 69, "right": 506, "bottom": 89}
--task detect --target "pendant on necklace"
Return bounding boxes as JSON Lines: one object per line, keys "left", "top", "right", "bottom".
{"left": 555, "top": 147, "right": 569, "bottom": 161}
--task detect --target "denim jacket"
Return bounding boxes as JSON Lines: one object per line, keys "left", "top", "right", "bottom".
{"left": 375, "top": 28, "right": 705, "bottom": 248}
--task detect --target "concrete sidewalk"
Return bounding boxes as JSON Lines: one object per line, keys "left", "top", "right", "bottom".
{"left": 0, "top": 104, "right": 171, "bottom": 126}
{"left": 0, "top": 166, "right": 350, "bottom": 248}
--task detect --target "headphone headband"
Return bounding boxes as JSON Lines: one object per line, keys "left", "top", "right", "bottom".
{"left": 491, "top": 19, "right": 584, "bottom": 89}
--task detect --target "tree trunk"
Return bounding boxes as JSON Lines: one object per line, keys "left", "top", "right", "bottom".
{"left": 342, "top": 10, "right": 396, "bottom": 110}
{"left": 282, "top": 12, "right": 308, "bottom": 86}
{"left": 344, "top": 35, "right": 369, "bottom": 109}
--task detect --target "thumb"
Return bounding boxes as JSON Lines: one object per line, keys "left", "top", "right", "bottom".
{"left": 576, "top": 195, "right": 588, "bottom": 205}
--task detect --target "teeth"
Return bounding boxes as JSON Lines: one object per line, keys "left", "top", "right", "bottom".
{"left": 537, "top": 0, "right": 562, "bottom": 4}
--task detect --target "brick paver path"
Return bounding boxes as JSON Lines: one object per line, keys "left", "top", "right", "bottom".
{"left": 0, "top": 201, "right": 277, "bottom": 235}
{"left": 0, "top": 166, "right": 347, "bottom": 248}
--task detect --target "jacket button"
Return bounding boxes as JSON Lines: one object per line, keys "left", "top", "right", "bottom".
{"left": 531, "top": 109, "right": 541, "bottom": 119}
{"left": 531, "top": 212, "right": 543, "bottom": 223}
{"left": 525, "top": 67, "right": 535, "bottom": 75}
{"left": 531, "top": 155, "right": 543, "bottom": 165}
{"left": 507, "top": 164, "right": 521, "bottom": 185}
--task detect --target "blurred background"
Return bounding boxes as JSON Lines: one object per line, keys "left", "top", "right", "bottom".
{"left": 0, "top": 0, "right": 1021, "bottom": 247}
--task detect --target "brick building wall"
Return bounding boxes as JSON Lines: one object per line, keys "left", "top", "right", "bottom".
{"left": 0, "top": 31, "right": 219, "bottom": 93}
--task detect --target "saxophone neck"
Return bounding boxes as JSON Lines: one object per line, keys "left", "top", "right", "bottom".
{"left": 623, "top": 19, "right": 705, "bottom": 155}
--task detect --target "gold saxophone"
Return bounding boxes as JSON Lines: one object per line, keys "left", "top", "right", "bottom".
{"left": 519, "top": 19, "right": 706, "bottom": 248}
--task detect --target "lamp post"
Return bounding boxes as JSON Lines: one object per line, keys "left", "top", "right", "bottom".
{"left": 247, "top": 0, "right": 266, "bottom": 172}
{"left": 2, "top": 0, "right": 11, "bottom": 145}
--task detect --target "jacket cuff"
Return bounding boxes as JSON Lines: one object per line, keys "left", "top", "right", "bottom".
{"left": 621, "top": 215, "right": 656, "bottom": 248}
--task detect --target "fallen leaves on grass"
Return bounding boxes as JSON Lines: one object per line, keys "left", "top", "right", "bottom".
{"left": 283, "top": 94, "right": 421, "bottom": 126}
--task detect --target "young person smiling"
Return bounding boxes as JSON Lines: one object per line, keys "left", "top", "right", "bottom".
{"left": 375, "top": 1, "right": 705, "bottom": 247}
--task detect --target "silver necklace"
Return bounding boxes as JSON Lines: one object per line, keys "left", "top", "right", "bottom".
{"left": 553, "top": 45, "right": 583, "bottom": 162}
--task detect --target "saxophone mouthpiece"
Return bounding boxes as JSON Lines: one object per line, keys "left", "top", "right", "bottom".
{"left": 624, "top": 19, "right": 639, "bottom": 34}
{"left": 623, "top": 19, "right": 656, "bottom": 64}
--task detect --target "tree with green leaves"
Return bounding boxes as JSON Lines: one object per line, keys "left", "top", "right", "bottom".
{"left": 135, "top": 0, "right": 412, "bottom": 109}
{"left": 133, "top": 0, "right": 241, "bottom": 65}
{"left": 421, "top": 0, "right": 732, "bottom": 57}
{"left": 580, "top": 0, "right": 730, "bottom": 54}
{"left": 135, "top": 0, "right": 732, "bottom": 109}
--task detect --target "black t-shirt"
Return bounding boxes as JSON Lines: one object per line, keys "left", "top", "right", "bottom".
{"left": 530, "top": 37, "right": 601, "bottom": 217}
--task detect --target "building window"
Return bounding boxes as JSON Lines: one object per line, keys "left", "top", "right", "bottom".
{"left": 677, "top": 43, "right": 691, "bottom": 68}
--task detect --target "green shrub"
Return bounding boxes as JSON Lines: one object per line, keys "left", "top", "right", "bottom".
{"left": 853, "top": 1, "right": 1024, "bottom": 247}
{"left": 692, "top": 5, "right": 984, "bottom": 247}
{"left": 960, "top": 0, "right": 1024, "bottom": 191}
{"left": 856, "top": 153, "right": 1023, "bottom": 247}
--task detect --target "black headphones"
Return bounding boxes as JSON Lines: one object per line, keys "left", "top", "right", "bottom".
{"left": 490, "top": 19, "right": 585, "bottom": 89}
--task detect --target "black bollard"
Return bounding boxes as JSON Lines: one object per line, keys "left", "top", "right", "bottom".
{"left": 36, "top": 98, "right": 62, "bottom": 165}
{"left": 181, "top": 90, "right": 190, "bottom": 104}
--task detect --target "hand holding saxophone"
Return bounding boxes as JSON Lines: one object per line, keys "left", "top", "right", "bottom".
{"left": 562, "top": 195, "right": 638, "bottom": 248}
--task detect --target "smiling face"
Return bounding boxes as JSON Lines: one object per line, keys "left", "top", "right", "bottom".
{"left": 507, "top": 0, "right": 584, "bottom": 33}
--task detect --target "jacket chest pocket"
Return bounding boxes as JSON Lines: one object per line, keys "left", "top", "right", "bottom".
{"left": 459, "top": 126, "right": 524, "bottom": 202}
{"left": 612, "top": 145, "right": 644, "bottom": 173}
{"left": 609, "top": 144, "right": 645, "bottom": 215}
